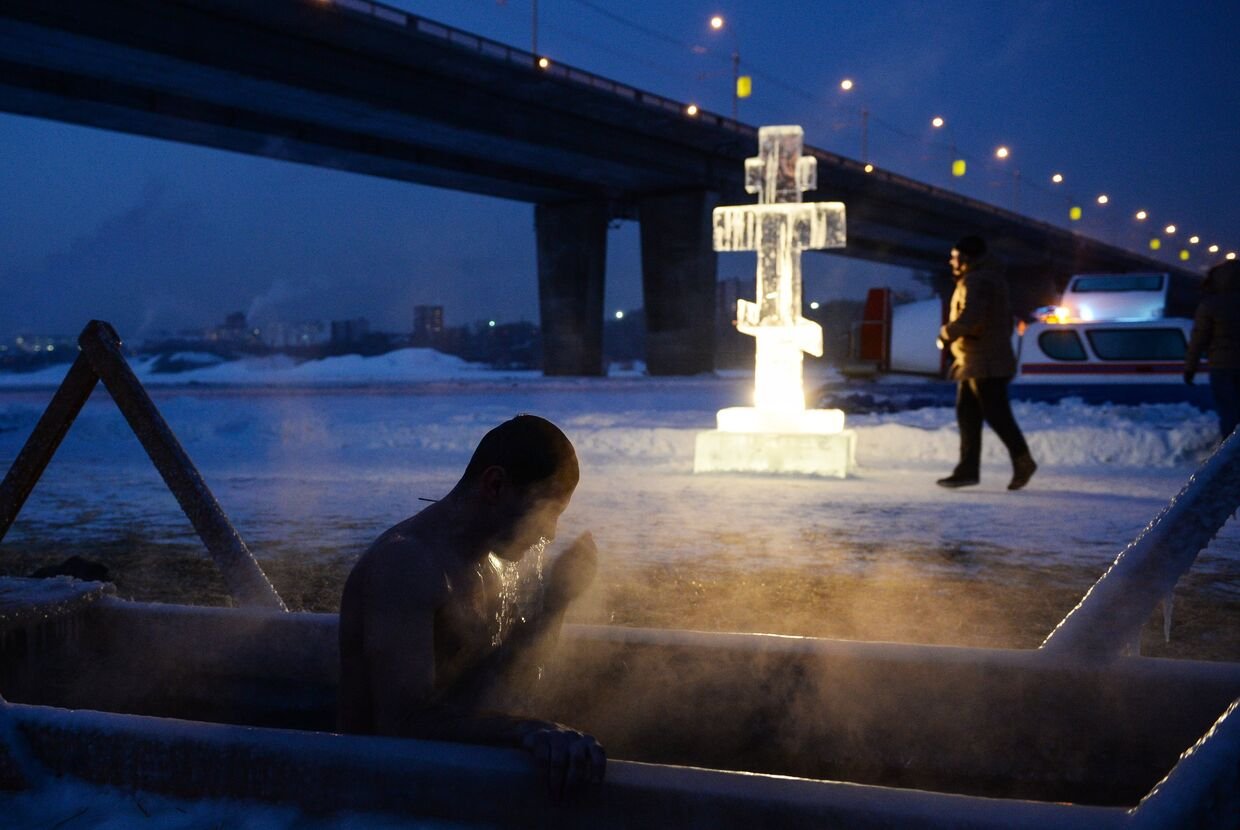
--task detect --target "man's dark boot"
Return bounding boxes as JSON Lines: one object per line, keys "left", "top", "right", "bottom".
{"left": 936, "top": 473, "right": 979, "bottom": 488}
{"left": 1008, "top": 453, "right": 1037, "bottom": 490}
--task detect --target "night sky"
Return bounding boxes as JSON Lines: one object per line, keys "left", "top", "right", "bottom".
{"left": 2, "top": 0, "right": 1237, "bottom": 341}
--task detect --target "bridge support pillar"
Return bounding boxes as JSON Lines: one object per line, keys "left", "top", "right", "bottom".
{"left": 536, "top": 201, "right": 608, "bottom": 376}
{"left": 640, "top": 190, "right": 719, "bottom": 375}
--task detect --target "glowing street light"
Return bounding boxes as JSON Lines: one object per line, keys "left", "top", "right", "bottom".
{"left": 707, "top": 15, "right": 744, "bottom": 119}
{"left": 995, "top": 146, "right": 1010, "bottom": 159}
{"left": 931, "top": 116, "right": 945, "bottom": 128}
{"left": 1228, "top": 252, "right": 1237, "bottom": 261}
{"left": 1209, "top": 244, "right": 1220, "bottom": 253}
{"left": 615, "top": 310, "right": 625, "bottom": 320}
{"left": 536, "top": 56, "right": 551, "bottom": 69}
{"left": 1096, "top": 194, "right": 1109, "bottom": 205}
{"left": 1135, "top": 210, "right": 1147, "bottom": 220}
{"left": 1165, "top": 224, "right": 1176, "bottom": 235}
{"left": 863, "top": 163, "right": 874, "bottom": 173}
{"left": 840, "top": 78, "right": 854, "bottom": 91}
{"left": 1051, "top": 173, "right": 1064, "bottom": 183}
{"left": 686, "top": 103, "right": 700, "bottom": 116}
{"left": 1190, "top": 236, "right": 1200, "bottom": 244}
{"left": 809, "top": 301, "right": 820, "bottom": 310}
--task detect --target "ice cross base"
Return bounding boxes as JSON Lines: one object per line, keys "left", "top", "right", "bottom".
{"left": 694, "top": 429, "right": 856, "bottom": 478}
{"left": 694, "top": 124, "right": 854, "bottom": 478}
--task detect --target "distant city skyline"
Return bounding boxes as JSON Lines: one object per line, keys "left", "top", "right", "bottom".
{"left": 2, "top": 1, "right": 1235, "bottom": 340}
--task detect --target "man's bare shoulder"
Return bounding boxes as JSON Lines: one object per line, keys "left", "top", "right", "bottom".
{"left": 347, "top": 519, "right": 452, "bottom": 609}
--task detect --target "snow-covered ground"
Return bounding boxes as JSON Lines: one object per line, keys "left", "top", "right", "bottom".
{"left": 0, "top": 352, "right": 1228, "bottom": 584}
{"left": 0, "top": 350, "right": 1236, "bottom": 827}
{"left": 0, "top": 347, "right": 534, "bottom": 388}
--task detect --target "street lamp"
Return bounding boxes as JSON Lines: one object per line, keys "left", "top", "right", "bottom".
{"left": 708, "top": 15, "right": 743, "bottom": 120}
{"left": 1165, "top": 224, "right": 1177, "bottom": 235}
{"left": 1096, "top": 194, "right": 1109, "bottom": 205}
{"left": 840, "top": 80, "right": 866, "bottom": 161}
{"left": 1135, "top": 210, "right": 1147, "bottom": 220}
{"left": 1051, "top": 173, "right": 1064, "bottom": 183}
{"left": 931, "top": 116, "right": 965, "bottom": 178}
{"left": 993, "top": 147, "right": 1019, "bottom": 209}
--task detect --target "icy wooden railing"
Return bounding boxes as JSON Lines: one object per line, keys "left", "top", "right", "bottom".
{"left": 1041, "top": 429, "right": 1240, "bottom": 659}
{"left": 0, "top": 321, "right": 285, "bottom": 611}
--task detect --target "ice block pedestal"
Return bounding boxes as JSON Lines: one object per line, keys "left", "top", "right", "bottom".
{"left": 694, "top": 407, "right": 855, "bottom": 478}
{"left": 693, "top": 124, "right": 855, "bottom": 478}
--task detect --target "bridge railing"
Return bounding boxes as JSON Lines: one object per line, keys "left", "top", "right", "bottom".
{"left": 312, "top": 0, "right": 1193, "bottom": 276}
{"left": 316, "top": 0, "right": 757, "bottom": 138}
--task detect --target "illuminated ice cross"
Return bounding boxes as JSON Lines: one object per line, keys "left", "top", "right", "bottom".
{"left": 713, "top": 125, "right": 846, "bottom": 432}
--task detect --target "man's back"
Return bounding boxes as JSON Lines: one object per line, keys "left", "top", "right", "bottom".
{"left": 1189, "top": 267, "right": 1240, "bottom": 370}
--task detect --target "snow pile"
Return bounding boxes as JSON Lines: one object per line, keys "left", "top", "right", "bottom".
{"left": 0, "top": 348, "right": 532, "bottom": 387}
{"left": 0, "top": 373, "right": 1221, "bottom": 470}
{"left": 848, "top": 398, "right": 1217, "bottom": 469}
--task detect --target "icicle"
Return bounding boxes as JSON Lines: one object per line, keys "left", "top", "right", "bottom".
{"left": 1162, "top": 592, "right": 1174, "bottom": 643}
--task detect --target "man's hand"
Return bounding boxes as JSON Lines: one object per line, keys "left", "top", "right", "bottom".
{"left": 1185, "top": 370, "right": 1196, "bottom": 385}
{"left": 545, "top": 532, "right": 598, "bottom": 615}
{"left": 520, "top": 722, "right": 606, "bottom": 801}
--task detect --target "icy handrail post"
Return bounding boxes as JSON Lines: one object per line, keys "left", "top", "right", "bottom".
{"left": 1040, "top": 429, "right": 1240, "bottom": 659}
{"left": 0, "top": 355, "right": 99, "bottom": 542}
{"left": 76, "top": 322, "right": 286, "bottom": 611}
{"left": 1127, "top": 698, "right": 1240, "bottom": 829}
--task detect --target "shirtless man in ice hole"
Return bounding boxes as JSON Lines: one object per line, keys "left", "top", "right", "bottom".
{"left": 337, "top": 415, "right": 605, "bottom": 800}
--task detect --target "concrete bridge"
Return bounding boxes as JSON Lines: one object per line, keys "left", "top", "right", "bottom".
{"left": 0, "top": 0, "right": 1197, "bottom": 374}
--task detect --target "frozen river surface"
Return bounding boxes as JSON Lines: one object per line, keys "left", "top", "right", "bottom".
{"left": 0, "top": 374, "right": 1235, "bottom": 596}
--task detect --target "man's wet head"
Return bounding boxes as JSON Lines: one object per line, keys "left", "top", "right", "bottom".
{"left": 455, "top": 415, "right": 580, "bottom": 560}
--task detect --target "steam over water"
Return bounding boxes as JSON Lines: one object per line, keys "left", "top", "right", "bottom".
{"left": 0, "top": 378, "right": 1237, "bottom": 660}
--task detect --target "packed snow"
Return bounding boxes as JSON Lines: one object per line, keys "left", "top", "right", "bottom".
{"left": 0, "top": 349, "right": 1236, "bottom": 827}
{"left": 0, "top": 347, "right": 532, "bottom": 388}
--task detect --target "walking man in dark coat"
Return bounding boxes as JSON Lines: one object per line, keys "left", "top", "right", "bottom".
{"left": 1185, "top": 260, "right": 1240, "bottom": 442}
{"left": 936, "top": 235, "right": 1037, "bottom": 490}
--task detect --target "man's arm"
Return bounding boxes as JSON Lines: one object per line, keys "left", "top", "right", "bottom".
{"left": 361, "top": 557, "right": 604, "bottom": 797}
